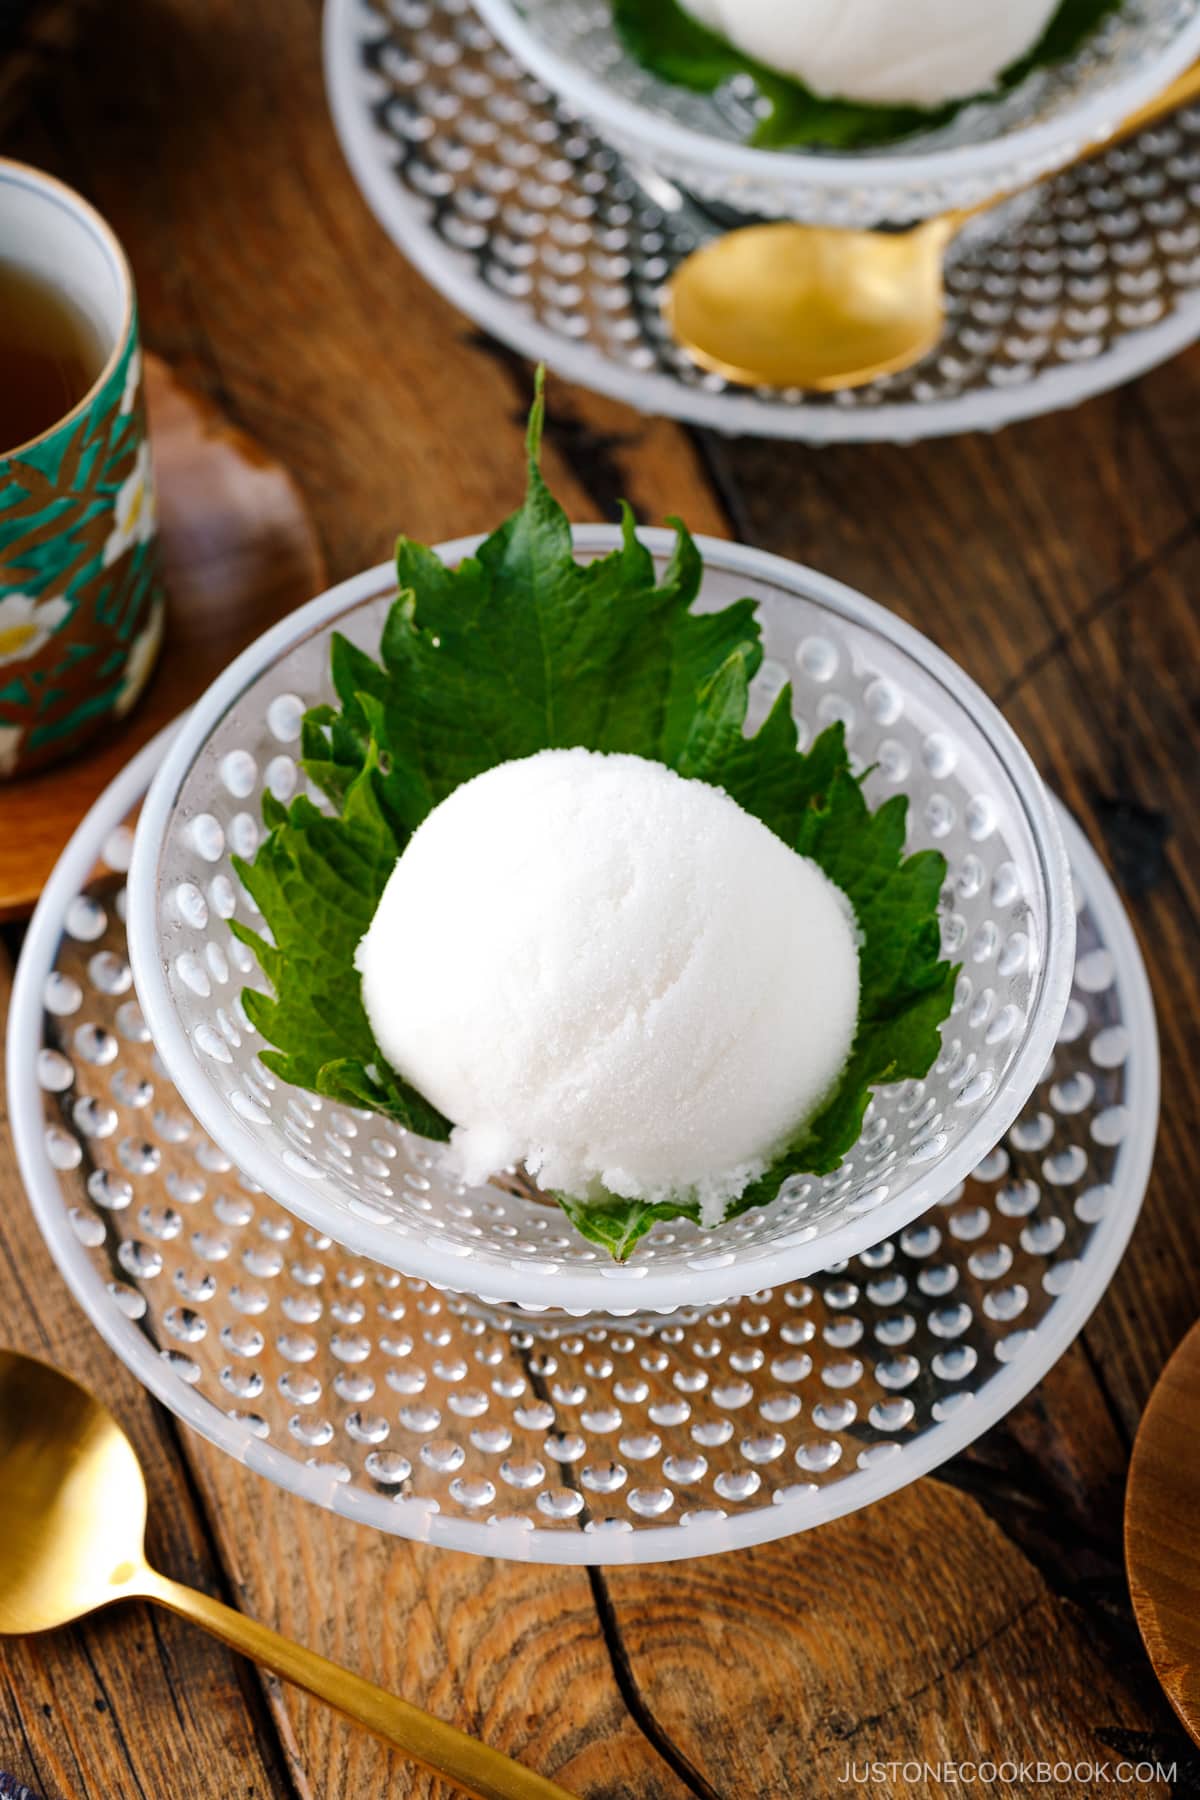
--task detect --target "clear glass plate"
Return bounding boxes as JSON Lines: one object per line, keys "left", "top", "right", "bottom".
{"left": 8, "top": 735, "right": 1157, "bottom": 1562}
{"left": 323, "top": 0, "right": 1200, "bottom": 438}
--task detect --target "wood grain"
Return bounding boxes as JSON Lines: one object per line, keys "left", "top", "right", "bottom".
{"left": 0, "top": 355, "right": 326, "bottom": 921}
{"left": 609, "top": 376, "right": 1200, "bottom": 1794}
{"left": 1126, "top": 1319, "right": 1200, "bottom": 1749}
{"left": 0, "top": 914, "right": 695, "bottom": 1800}
{"left": 604, "top": 1481, "right": 1176, "bottom": 1799}
{"left": 1000, "top": 532, "right": 1200, "bottom": 1434}
{"left": 182, "top": 1444, "right": 697, "bottom": 1800}
{"left": 697, "top": 375, "right": 1194, "bottom": 696}
{"left": 0, "top": 8, "right": 725, "bottom": 1797}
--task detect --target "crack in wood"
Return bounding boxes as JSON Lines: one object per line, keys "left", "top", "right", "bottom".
{"left": 994, "top": 514, "right": 1199, "bottom": 708}
{"left": 584, "top": 1567, "right": 726, "bottom": 1800}
{"left": 0, "top": 1226, "right": 52, "bottom": 1358}
{"left": 1076, "top": 1334, "right": 1137, "bottom": 1459}
{"left": 467, "top": 334, "right": 649, "bottom": 526}
{"left": 157, "top": 1412, "right": 308, "bottom": 1799}
{"left": 1121, "top": 385, "right": 1199, "bottom": 526}
{"left": 517, "top": 1338, "right": 722, "bottom": 1799}
{"left": 144, "top": 1607, "right": 194, "bottom": 1740}
{"left": 821, "top": 1596, "right": 1041, "bottom": 1748}
{"left": 0, "top": 1668, "right": 52, "bottom": 1800}
{"left": 74, "top": 1633, "right": 153, "bottom": 1800}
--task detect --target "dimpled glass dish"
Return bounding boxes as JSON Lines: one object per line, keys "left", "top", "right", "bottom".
{"left": 465, "top": 0, "right": 1200, "bottom": 224}
{"left": 125, "top": 531, "right": 1075, "bottom": 1315}
{"left": 8, "top": 736, "right": 1155, "bottom": 1560}
{"left": 323, "top": 0, "right": 1200, "bottom": 439}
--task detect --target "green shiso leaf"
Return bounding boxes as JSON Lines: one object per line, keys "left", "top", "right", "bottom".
{"left": 235, "top": 374, "right": 957, "bottom": 1259}
{"left": 611, "top": 0, "right": 1121, "bottom": 151}
{"left": 555, "top": 1192, "right": 689, "bottom": 1262}
{"left": 229, "top": 743, "right": 452, "bottom": 1141}
{"left": 312, "top": 387, "right": 763, "bottom": 838}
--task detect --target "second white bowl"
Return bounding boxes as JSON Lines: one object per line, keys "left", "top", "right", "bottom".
{"left": 469, "top": 0, "right": 1200, "bottom": 224}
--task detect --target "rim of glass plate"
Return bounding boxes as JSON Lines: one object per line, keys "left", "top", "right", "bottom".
{"left": 9, "top": 730, "right": 1157, "bottom": 1562}
{"left": 458, "top": 0, "right": 1200, "bottom": 190}
{"left": 321, "top": 0, "right": 1200, "bottom": 445}
{"left": 125, "top": 530, "right": 1076, "bottom": 1313}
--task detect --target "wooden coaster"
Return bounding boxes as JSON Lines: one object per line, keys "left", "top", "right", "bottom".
{"left": 0, "top": 355, "right": 325, "bottom": 922}
{"left": 1126, "top": 1317, "right": 1200, "bottom": 1748}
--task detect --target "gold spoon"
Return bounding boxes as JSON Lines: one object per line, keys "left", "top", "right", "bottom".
{"left": 0, "top": 1349, "right": 577, "bottom": 1800}
{"left": 667, "top": 60, "right": 1200, "bottom": 391}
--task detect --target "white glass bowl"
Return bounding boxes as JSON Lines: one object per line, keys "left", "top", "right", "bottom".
{"left": 128, "top": 530, "right": 1075, "bottom": 1313}
{"left": 468, "top": 0, "right": 1200, "bottom": 224}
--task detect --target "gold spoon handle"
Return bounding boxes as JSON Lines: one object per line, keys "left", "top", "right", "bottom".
{"left": 951, "top": 58, "right": 1200, "bottom": 230}
{"left": 136, "top": 1566, "right": 579, "bottom": 1800}
{"left": 1095, "top": 55, "right": 1200, "bottom": 147}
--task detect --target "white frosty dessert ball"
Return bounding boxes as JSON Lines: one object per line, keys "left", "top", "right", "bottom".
{"left": 674, "top": 0, "right": 1060, "bottom": 106}
{"left": 356, "top": 748, "right": 860, "bottom": 1217}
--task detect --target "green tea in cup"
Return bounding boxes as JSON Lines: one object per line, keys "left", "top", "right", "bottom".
{"left": 0, "top": 259, "right": 110, "bottom": 455}
{"left": 0, "top": 159, "right": 163, "bottom": 780}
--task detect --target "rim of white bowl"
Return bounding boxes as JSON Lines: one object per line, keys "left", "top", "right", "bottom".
{"left": 127, "top": 531, "right": 1076, "bottom": 1311}
{"left": 465, "top": 0, "right": 1200, "bottom": 193}
{"left": 10, "top": 747, "right": 1155, "bottom": 1563}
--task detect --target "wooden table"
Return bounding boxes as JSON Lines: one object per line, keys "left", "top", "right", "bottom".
{"left": 2, "top": 5, "right": 1199, "bottom": 1797}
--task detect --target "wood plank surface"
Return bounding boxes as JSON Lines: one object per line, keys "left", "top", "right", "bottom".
{"left": 605, "top": 375, "right": 1200, "bottom": 1795}
{"left": 2, "top": 1, "right": 1200, "bottom": 1797}
{"left": 1001, "top": 531, "right": 1200, "bottom": 1432}
{"left": 603, "top": 1481, "right": 1176, "bottom": 1800}
{"left": 180, "top": 1444, "right": 698, "bottom": 1800}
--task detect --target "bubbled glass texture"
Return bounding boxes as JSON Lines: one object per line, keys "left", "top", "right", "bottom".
{"left": 469, "top": 0, "right": 1200, "bottom": 222}
{"left": 21, "top": 783, "right": 1151, "bottom": 1557}
{"left": 330, "top": 0, "right": 1200, "bottom": 433}
{"left": 134, "top": 535, "right": 1072, "bottom": 1310}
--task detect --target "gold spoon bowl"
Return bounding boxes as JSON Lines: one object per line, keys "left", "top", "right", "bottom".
{"left": 0, "top": 1349, "right": 577, "bottom": 1800}
{"left": 667, "top": 61, "right": 1200, "bottom": 392}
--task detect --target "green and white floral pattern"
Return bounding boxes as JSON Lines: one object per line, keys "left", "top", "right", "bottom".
{"left": 0, "top": 591, "right": 70, "bottom": 665}
{"left": 0, "top": 309, "right": 161, "bottom": 778}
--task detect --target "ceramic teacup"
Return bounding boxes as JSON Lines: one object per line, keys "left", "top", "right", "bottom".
{"left": 0, "top": 159, "right": 163, "bottom": 780}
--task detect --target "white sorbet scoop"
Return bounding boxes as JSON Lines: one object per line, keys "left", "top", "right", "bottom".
{"left": 356, "top": 748, "right": 860, "bottom": 1216}
{"left": 673, "top": 0, "right": 1061, "bottom": 107}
